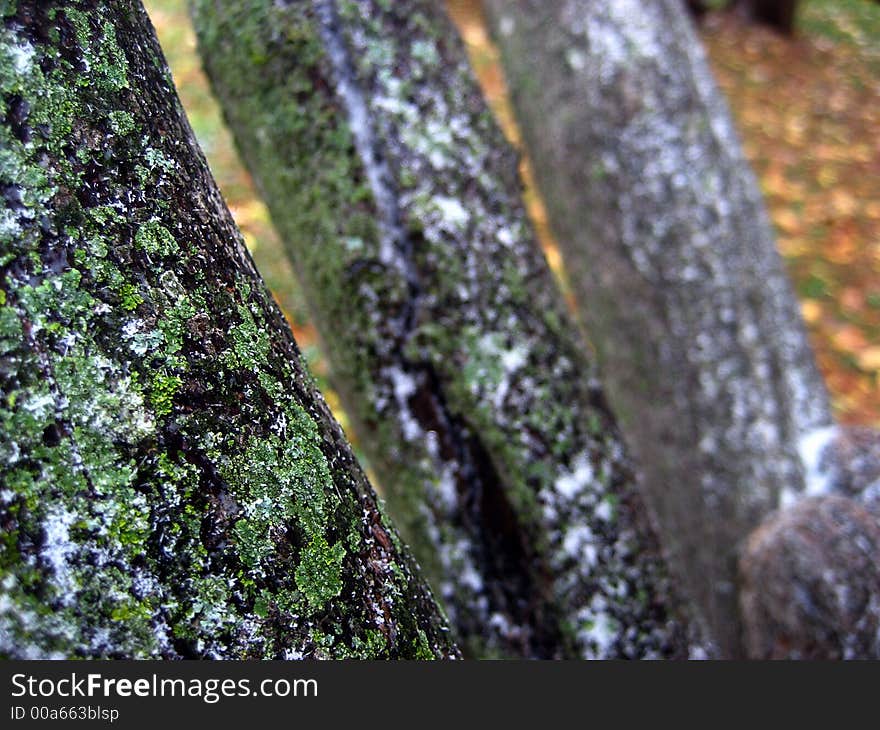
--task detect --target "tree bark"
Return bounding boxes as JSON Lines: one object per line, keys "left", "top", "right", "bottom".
{"left": 192, "top": 0, "right": 696, "bottom": 658}
{"left": 484, "top": 0, "right": 831, "bottom": 656}
{"left": 0, "top": 0, "right": 457, "bottom": 659}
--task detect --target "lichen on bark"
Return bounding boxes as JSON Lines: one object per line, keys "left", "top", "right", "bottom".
{"left": 192, "top": 0, "right": 696, "bottom": 658}
{"left": 0, "top": 0, "right": 456, "bottom": 659}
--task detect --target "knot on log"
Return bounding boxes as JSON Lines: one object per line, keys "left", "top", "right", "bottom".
{"left": 739, "top": 495, "right": 880, "bottom": 659}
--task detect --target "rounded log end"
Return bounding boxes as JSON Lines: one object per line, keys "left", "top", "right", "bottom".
{"left": 739, "top": 495, "right": 880, "bottom": 659}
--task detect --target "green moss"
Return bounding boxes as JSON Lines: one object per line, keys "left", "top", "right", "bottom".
{"left": 412, "top": 629, "right": 435, "bottom": 660}
{"left": 294, "top": 535, "right": 345, "bottom": 610}
{"left": 223, "top": 302, "right": 271, "bottom": 371}
{"left": 157, "top": 293, "right": 199, "bottom": 357}
{"left": 351, "top": 628, "right": 388, "bottom": 657}
{"left": 191, "top": 0, "right": 683, "bottom": 659}
{"left": 64, "top": 10, "right": 129, "bottom": 92}
{"left": 119, "top": 282, "right": 144, "bottom": 311}
{"left": 135, "top": 220, "right": 179, "bottom": 257}
{"left": 149, "top": 372, "right": 181, "bottom": 417}
{"left": 108, "top": 110, "right": 136, "bottom": 136}
{"left": 0, "top": 305, "right": 21, "bottom": 353}
{"left": 0, "top": 0, "right": 456, "bottom": 661}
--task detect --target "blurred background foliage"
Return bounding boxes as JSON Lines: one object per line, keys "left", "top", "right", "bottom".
{"left": 145, "top": 0, "right": 880, "bottom": 427}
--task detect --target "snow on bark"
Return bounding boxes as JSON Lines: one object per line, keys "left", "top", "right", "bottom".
{"left": 792, "top": 425, "right": 880, "bottom": 518}
{"left": 0, "top": 0, "right": 457, "bottom": 659}
{"left": 192, "top": 0, "right": 696, "bottom": 658}
{"left": 484, "top": 0, "right": 831, "bottom": 655}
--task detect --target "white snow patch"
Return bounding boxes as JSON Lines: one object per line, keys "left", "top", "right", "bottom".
{"left": 23, "top": 392, "right": 55, "bottom": 420}
{"left": 0, "top": 209, "right": 22, "bottom": 239}
{"left": 577, "top": 609, "right": 616, "bottom": 657}
{"left": 41, "top": 506, "right": 77, "bottom": 606}
{"left": 562, "top": 524, "right": 598, "bottom": 566}
{"left": 595, "top": 499, "right": 613, "bottom": 522}
{"left": 496, "top": 227, "right": 514, "bottom": 247}
{"left": 11, "top": 41, "right": 34, "bottom": 74}
{"left": 386, "top": 367, "right": 421, "bottom": 441}
{"left": 434, "top": 197, "right": 470, "bottom": 231}
{"left": 555, "top": 453, "right": 594, "bottom": 500}
{"left": 565, "top": 48, "right": 587, "bottom": 71}
{"left": 489, "top": 612, "right": 512, "bottom": 635}
{"left": 437, "top": 467, "right": 458, "bottom": 513}
{"left": 861, "top": 479, "right": 880, "bottom": 507}
{"left": 500, "top": 345, "right": 528, "bottom": 373}
{"left": 459, "top": 561, "right": 484, "bottom": 593}
{"left": 783, "top": 425, "right": 839, "bottom": 506}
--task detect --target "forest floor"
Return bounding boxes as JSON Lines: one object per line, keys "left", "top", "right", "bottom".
{"left": 146, "top": 0, "right": 880, "bottom": 427}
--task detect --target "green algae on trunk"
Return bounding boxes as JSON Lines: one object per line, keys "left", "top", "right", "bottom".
{"left": 0, "top": 0, "right": 457, "bottom": 659}
{"left": 192, "top": 0, "right": 696, "bottom": 658}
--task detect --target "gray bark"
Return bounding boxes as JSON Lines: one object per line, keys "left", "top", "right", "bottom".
{"left": 484, "top": 0, "right": 832, "bottom": 656}
{"left": 0, "top": 0, "right": 457, "bottom": 659}
{"left": 192, "top": 0, "right": 696, "bottom": 658}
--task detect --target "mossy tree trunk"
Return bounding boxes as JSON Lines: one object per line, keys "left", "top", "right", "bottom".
{"left": 484, "top": 0, "right": 833, "bottom": 657}
{"left": 192, "top": 0, "right": 697, "bottom": 658}
{"left": 487, "top": 0, "right": 831, "bottom": 653}
{"left": 487, "top": 0, "right": 880, "bottom": 658}
{"left": 0, "top": 0, "right": 457, "bottom": 659}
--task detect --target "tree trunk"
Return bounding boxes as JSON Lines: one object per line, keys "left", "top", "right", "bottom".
{"left": 0, "top": 0, "right": 457, "bottom": 659}
{"left": 484, "top": 0, "right": 831, "bottom": 656}
{"left": 192, "top": 0, "right": 696, "bottom": 658}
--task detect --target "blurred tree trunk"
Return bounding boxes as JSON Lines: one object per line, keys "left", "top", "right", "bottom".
{"left": 192, "top": 0, "right": 696, "bottom": 658}
{"left": 484, "top": 0, "right": 831, "bottom": 657}
{"left": 0, "top": 0, "right": 457, "bottom": 659}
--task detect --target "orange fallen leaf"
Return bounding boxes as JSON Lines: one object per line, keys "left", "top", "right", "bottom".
{"left": 857, "top": 347, "right": 880, "bottom": 372}
{"left": 801, "top": 299, "right": 823, "bottom": 323}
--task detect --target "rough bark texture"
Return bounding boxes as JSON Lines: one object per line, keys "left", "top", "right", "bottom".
{"left": 0, "top": 0, "right": 458, "bottom": 659}
{"left": 740, "top": 495, "right": 880, "bottom": 659}
{"left": 484, "top": 0, "right": 832, "bottom": 656}
{"left": 192, "top": 0, "right": 695, "bottom": 658}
